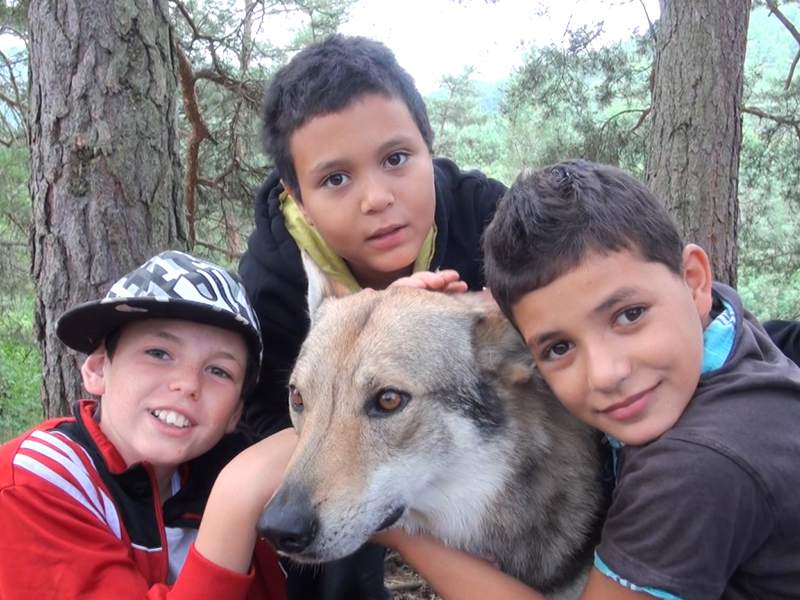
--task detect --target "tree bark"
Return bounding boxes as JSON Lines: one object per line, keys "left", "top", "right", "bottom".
{"left": 29, "top": 0, "right": 186, "bottom": 417}
{"left": 646, "top": 0, "right": 751, "bottom": 286}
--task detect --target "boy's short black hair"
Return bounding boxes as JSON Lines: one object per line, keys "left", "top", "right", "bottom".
{"left": 262, "top": 34, "right": 434, "bottom": 197}
{"left": 483, "top": 159, "right": 684, "bottom": 322}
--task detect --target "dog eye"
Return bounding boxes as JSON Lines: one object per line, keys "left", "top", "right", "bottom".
{"left": 289, "top": 385, "right": 304, "bottom": 412}
{"left": 369, "top": 388, "right": 409, "bottom": 417}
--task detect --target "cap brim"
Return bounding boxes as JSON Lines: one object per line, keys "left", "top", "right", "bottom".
{"left": 56, "top": 297, "right": 261, "bottom": 358}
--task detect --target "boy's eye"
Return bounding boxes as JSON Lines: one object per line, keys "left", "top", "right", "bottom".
{"left": 208, "top": 366, "right": 232, "bottom": 380}
{"left": 145, "top": 348, "right": 170, "bottom": 360}
{"left": 543, "top": 341, "right": 574, "bottom": 361}
{"left": 322, "top": 172, "right": 349, "bottom": 188}
{"left": 616, "top": 306, "right": 646, "bottom": 326}
{"left": 384, "top": 151, "right": 409, "bottom": 168}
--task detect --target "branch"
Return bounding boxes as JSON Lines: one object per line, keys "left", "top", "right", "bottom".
{"left": 0, "top": 48, "right": 24, "bottom": 111}
{"left": 193, "top": 68, "right": 262, "bottom": 109}
{"left": 638, "top": 0, "right": 657, "bottom": 47}
{"left": 742, "top": 105, "right": 800, "bottom": 140}
{"left": 765, "top": 0, "right": 800, "bottom": 88}
{"left": 176, "top": 43, "right": 214, "bottom": 248}
{"left": 787, "top": 48, "right": 800, "bottom": 90}
{"left": 631, "top": 106, "right": 651, "bottom": 133}
{"left": 170, "top": 0, "right": 207, "bottom": 43}
{"left": 600, "top": 107, "right": 649, "bottom": 132}
{"left": 3, "top": 210, "right": 29, "bottom": 236}
{"left": 194, "top": 239, "right": 242, "bottom": 261}
{"left": 765, "top": 0, "right": 800, "bottom": 45}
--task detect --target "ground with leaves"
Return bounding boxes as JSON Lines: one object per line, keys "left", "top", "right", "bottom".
{"left": 385, "top": 552, "right": 439, "bottom": 600}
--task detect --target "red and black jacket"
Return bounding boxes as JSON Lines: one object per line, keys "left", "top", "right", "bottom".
{"left": 0, "top": 400, "right": 286, "bottom": 600}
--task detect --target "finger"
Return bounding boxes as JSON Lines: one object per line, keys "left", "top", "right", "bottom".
{"left": 390, "top": 276, "right": 428, "bottom": 289}
{"left": 413, "top": 271, "right": 448, "bottom": 288}
{"left": 434, "top": 269, "right": 462, "bottom": 283}
{"left": 443, "top": 281, "right": 468, "bottom": 294}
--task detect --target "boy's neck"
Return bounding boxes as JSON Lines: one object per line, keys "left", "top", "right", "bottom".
{"left": 350, "top": 262, "right": 413, "bottom": 290}
{"left": 155, "top": 465, "right": 178, "bottom": 502}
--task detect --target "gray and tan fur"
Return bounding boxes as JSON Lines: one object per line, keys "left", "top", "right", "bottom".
{"left": 259, "top": 261, "right": 608, "bottom": 598}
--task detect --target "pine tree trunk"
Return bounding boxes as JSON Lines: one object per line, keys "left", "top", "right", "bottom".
{"left": 28, "top": 0, "right": 186, "bottom": 417}
{"left": 647, "top": 0, "right": 751, "bottom": 286}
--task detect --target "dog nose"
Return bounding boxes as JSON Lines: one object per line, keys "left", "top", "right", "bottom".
{"left": 258, "top": 489, "right": 319, "bottom": 554}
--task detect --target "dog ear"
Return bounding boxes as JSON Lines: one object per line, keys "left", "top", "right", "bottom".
{"left": 302, "top": 251, "right": 352, "bottom": 323}
{"left": 469, "top": 296, "right": 536, "bottom": 387}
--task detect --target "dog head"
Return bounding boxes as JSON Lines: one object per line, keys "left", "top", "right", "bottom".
{"left": 258, "top": 259, "right": 539, "bottom": 562}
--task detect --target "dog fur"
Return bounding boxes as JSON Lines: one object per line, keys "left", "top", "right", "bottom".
{"left": 259, "top": 264, "right": 608, "bottom": 598}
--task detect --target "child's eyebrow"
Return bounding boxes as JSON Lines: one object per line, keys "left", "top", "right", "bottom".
{"left": 151, "top": 331, "right": 242, "bottom": 363}
{"left": 526, "top": 330, "right": 563, "bottom": 350}
{"left": 376, "top": 135, "right": 415, "bottom": 155}
{"left": 592, "top": 287, "right": 639, "bottom": 315}
{"left": 152, "top": 330, "right": 182, "bottom": 343}
{"left": 309, "top": 158, "right": 348, "bottom": 177}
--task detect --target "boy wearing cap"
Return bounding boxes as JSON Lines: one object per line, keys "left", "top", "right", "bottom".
{"left": 0, "top": 251, "right": 295, "bottom": 600}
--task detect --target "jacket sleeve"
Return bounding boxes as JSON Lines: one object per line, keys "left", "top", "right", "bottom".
{"left": 763, "top": 319, "right": 800, "bottom": 367}
{"left": 0, "top": 484, "right": 255, "bottom": 600}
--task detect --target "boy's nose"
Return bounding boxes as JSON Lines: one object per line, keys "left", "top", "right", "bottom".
{"left": 360, "top": 177, "right": 394, "bottom": 213}
{"left": 586, "top": 345, "right": 631, "bottom": 393}
{"left": 168, "top": 369, "right": 200, "bottom": 399}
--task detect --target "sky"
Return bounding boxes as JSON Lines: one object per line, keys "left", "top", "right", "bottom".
{"left": 0, "top": 1, "right": 661, "bottom": 94}
{"left": 339, "top": 0, "right": 661, "bottom": 92}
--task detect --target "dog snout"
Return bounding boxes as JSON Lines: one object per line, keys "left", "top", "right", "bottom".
{"left": 258, "top": 487, "right": 319, "bottom": 554}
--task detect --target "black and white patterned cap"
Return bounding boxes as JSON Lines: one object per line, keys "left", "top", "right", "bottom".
{"left": 56, "top": 251, "right": 262, "bottom": 375}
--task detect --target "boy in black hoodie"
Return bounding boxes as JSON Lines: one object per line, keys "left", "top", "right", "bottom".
{"left": 238, "top": 34, "right": 505, "bottom": 600}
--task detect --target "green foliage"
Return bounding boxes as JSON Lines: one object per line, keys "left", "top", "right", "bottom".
{"left": 501, "top": 28, "right": 653, "bottom": 177}
{"left": 737, "top": 3, "right": 800, "bottom": 318}
{"left": 0, "top": 144, "right": 30, "bottom": 300}
{"left": 427, "top": 68, "right": 512, "bottom": 182}
{"left": 0, "top": 295, "right": 41, "bottom": 443}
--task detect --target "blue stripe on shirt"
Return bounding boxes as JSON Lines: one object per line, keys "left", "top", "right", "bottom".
{"left": 701, "top": 298, "right": 736, "bottom": 374}
{"left": 594, "top": 554, "right": 686, "bottom": 600}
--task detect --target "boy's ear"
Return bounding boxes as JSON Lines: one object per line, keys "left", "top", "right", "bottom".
{"left": 302, "top": 251, "right": 351, "bottom": 324}
{"left": 81, "top": 348, "right": 108, "bottom": 397}
{"left": 681, "top": 243, "right": 714, "bottom": 323}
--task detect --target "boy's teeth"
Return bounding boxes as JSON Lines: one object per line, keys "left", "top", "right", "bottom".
{"left": 152, "top": 409, "right": 191, "bottom": 428}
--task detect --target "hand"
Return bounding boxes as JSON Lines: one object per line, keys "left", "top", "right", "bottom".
{"left": 217, "top": 427, "right": 298, "bottom": 512}
{"left": 390, "top": 270, "right": 468, "bottom": 294}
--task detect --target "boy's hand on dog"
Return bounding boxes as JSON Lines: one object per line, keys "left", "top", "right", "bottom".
{"left": 390, "top": 269, "right": 468, "bottom": 294}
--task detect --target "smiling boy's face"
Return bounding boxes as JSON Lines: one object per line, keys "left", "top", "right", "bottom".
{"left": 286, "top": 93, "right": 435, "bottom": 290}
{"left": 511, "top": 246, "right": 714, "bottom": 446}
{"left": 81, "top": 318, "right": 247, "bottom": 481}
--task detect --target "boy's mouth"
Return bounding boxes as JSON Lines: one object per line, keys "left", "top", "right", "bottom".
{"left": 599, "top": 383, "right": 659, "bottom": 420}
{"left": 151, "top": 408, "right": 193, "bottom": 429}
{"left": 367, "top": 224, "right": 404, "bottom": 241}
{"left": 366, "top": 224, "right": 407, "bottom": 251}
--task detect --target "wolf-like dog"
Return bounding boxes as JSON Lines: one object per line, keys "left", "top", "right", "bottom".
{"left": 258, "top": 270, "right": 608, "bottom": 598}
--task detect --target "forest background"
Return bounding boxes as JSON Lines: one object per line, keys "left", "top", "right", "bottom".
{"left": 1, "top": 0, "right": 799, "bottom": 443}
